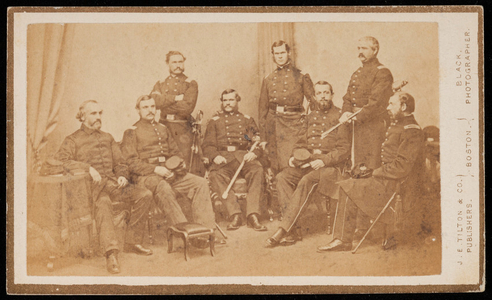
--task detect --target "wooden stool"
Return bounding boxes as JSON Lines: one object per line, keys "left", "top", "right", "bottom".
{"left": 167, "top": 222, "right": 215, "bottom": 261}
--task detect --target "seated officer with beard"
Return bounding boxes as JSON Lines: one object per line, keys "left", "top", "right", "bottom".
{"left": 55, "top": 100, "right": 154, "bottom": 274}
{"left": 265, "top": 81, "right": 351, "bottom": 248}
{"left": 317, "top": 92, "right": 424, "bottom": 252}
{"left": 202, "top": 89, "right": 267, "bottom": 231}
{"left": 120, "top": 95, "right": 217, "bottom": 241}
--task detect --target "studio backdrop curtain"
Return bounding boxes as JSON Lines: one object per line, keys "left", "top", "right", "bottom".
{"left": 257, "top": 22, "right": 296, "bottom": 80}
{"left": 27, "top": 24, "right": 75, "bottom": 175}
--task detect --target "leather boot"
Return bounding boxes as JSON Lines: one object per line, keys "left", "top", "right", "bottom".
{"left": 227, "top": 213, "right": 242, "bottom": 230}
{"left": 265, "top": 228, "right": 287, "bottom": 248}
{"left": 124, "top": 243, "right": 153, "bottom": 256}
{"left": 317, "top": 239, "right": 352, "bottom": 252}
{"left": 247, "top": 213, "right": 267, "bottom": 231}
{"left": 106, "top": 250, "right": 120, "bottom": 274}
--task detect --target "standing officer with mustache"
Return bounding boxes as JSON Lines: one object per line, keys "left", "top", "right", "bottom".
{"left": 150, "top": 51, "right": 205, "bottom": 176}
{"left": 202, "top": 89, "right": 267, "bottom": 231}
{"left": 55, "top": 100, "right": 154, "bottom": 274}
{"left": 339, "top": 36, "right": 394, "bottom": 171}
{"left": 265, "top": 82, "right": 351, "bottom": 247}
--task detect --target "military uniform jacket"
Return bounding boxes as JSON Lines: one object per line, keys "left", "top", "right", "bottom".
{"left": 339, "top": 114, "right": 425, "bottom": 220}
{"left": 294, "top": 104, "right": 351, "bottom": 167}
{"left": 120, "top": 119, "right": 183, "bottom": 178}
{"left": 371, "top": 114, "right": 424, "bottom": 179}
{"left": 342, "top": 58, "right": 394, "bottom": 123}
{"left": 55, "top": 124, "right": 129, "bottom": 180}
{"left": 258, "top": 62, "right": 315, "bottom": 138}
{"left": 202, "top": 110, "right": 262, "bottom": 169}
{"left": 150, "top": 73, "right": 198, "bottom": 122}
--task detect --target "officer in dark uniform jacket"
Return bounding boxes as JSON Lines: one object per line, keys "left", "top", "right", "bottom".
{"left": 258, "top": 40, "right": 315, "bottom": 174}
{"left": 55, "top": 100, "right": 154, "bottom": 274}
{"left": 340, "top": 36, "right": 394, "bottom": 171}
{"left": 150, "top": 51, "right": 205, "bottom": 176}
{"left": 318, "top": 92, "right": 424, "bottom": 252}
{"left": 265, "top": 81, "right": 351, "bottom": 247}
{"left": 120, "top": 95, "right": 216, "bottom": 230}
{"left": 203, "top": 89, "right": 267, "bottom": 231}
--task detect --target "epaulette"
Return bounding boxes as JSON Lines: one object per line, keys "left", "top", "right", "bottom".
{"left": 404, "top": 124, "right": 421, "bottom": 130}
{"left": 158, "top": 123, "right": 166, "bottom": 127}
{"left": 129, "top": 126, "right": 137, "bottom": 130}
{"left": 244, "top": 114, "right": 251, "bottom": 119}
{"left": 185, "top": 77, "right": 193, "bottom": 83}
{"left": 151, "top": 90, "right": 161, "bottom": 95}
{"left": 377, "top": 65, "right": 388, "bottom": 70}
{"left": 212, "top": 116, "right": 220, "bottom": 121}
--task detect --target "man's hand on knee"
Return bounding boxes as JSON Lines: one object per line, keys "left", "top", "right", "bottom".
{"left": 309, "top": 159, "right": 325, "bottom": 170}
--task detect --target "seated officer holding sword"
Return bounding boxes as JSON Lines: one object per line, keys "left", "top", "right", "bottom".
{"left": 202, "top": 89, "right": 267, "bottom": 232}
{"left": 317, "top": 92, "right": 424, "bottom": 253}
{"left": 265, "top": 81, "right": 351, "bottom": 248}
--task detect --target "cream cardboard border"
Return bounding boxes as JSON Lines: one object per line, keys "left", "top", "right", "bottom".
{"left": 7, "top": 6, "right": 484, "bottom": 294}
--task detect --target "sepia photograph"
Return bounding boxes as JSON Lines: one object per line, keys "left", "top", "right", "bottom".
{"left": 7, "top": 7, "right": 483, "bottom": 294}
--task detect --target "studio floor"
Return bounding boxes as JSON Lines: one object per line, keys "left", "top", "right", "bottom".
{"left": 26, "top": 196, "right": 442, "bottom": 277}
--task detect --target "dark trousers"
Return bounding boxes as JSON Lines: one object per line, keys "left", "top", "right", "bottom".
{"left": 95, "top": 180, "right": 153, "bottom": 253}
{"left": 138, "top": 173, "right": 216, "bottom": 228}
{"left": 276, "top": 166, "right": 341, "bottom": 231}
{"left": 277, "top": 167, "right": 335, "bottom": 232}
{"left": 208, "top": 160, "right": 264, "bottom": 219}
{"left": 275, "top": 167, "right": 312, "bottom": 219}
{"left": 332, "top": 189, "right": 369, "bottom": 243}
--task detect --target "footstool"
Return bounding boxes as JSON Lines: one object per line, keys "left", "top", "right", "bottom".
{"left": 167, "top": 222, "right": 215, "bottom": 261}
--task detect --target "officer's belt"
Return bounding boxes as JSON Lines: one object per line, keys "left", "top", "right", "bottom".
{"left": 147, "top": 156, "right": 167, "bottom": 164}
{"left": 269, "top": 103, "right": 303, "bottom": 113}
{"left": 161, "top": 114, "right": 188, "bottom": 122}
{"left": 218, "top": 145, "right": 248, "bottom": 152}
{"left": 309, "top": 149, "right": 329, "bottom": 155}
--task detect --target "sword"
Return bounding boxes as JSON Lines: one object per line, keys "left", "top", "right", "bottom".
{"left": 320, "top": 109, "right": 362, "bottom": 139}
{"left": 189, "top": 110, "right": 203, "bottom": 172}
{"left": 221, "top": 139, "right": 260, "bottom": 199}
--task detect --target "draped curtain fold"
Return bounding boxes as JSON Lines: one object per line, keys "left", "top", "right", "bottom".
{"left": 257, "top": 23, "right": 296, "bottom": 80}
{"left": 27, "top": 24, "right": 75, "bottom": 175}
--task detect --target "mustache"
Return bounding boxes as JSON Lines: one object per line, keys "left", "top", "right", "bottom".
{"left": 173, "top": 67, "right": 183, "bottom": 71}
{"left": 91, "top": 119, "right": 101, "bottom": 125}
{"left": 358, "top": 53, "right": 366, "bottom": 59}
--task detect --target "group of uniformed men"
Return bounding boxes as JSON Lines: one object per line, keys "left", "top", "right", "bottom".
{"left": 55, "top": 36, "right": 425, "bottom": 274}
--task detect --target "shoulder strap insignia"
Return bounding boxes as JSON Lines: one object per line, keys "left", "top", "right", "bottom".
{"left": 244, "top": 114, "right": 251, "bottom": 119}
{"left": 185, "top": 77, "right": 193, "bottom": 83}
{"left": 377, "top": 65, "right": 388, "bottom": 70}
{"left": 129, "top": 126, "right": 137, "bottom": 130}
{"left": 212, "top": 116, "right": 220, "bottom": 121}
{"left": 404, "top": 124, "right": 421, "bottom": 130}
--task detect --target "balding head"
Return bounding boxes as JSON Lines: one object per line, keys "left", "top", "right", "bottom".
{"left": 358, "top": 36, "right": 380, "bottom": 63}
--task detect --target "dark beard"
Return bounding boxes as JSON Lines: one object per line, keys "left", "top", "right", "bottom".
{"left": 313, "top": 100, "right": 332, "bottom": 111}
